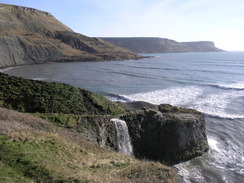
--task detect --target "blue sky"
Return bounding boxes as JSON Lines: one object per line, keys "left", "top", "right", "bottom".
{"left": 1, "top": 0, "right": 244, "bottom": 51}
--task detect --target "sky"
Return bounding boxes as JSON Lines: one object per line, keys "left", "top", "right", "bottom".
{"left": 1, "top": 0, "right": 244, "bottom": 51}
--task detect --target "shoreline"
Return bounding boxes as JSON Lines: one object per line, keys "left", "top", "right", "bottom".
{"left": 0, "top": 55, "right": 151, "bottom": 70}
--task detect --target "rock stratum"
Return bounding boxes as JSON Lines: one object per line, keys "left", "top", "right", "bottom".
{"left": 0, "top": 4, "right": 141, "bottom": 68}
{"left": 101, "top": 37, "right": 224, "bottom": 53}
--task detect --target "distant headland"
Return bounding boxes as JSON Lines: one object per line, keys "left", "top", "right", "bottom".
{"left": 101, "top": 37, "right": 224, "bottom": 53}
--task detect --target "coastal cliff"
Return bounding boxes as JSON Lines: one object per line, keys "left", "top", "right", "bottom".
{"left": 120, "top": 103, "right": 209, "bottom": 164}
{"left": 101, "top": 37, "right": 224, "bottom": 53}
{"left": 0, "top": 4, "right": 141, "bottom": 68}
{"left": 0, "top": 73, "right": 209, "bottom": 166}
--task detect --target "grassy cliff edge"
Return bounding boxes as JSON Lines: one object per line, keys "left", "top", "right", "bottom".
{"left": 0, "top": 73, "right": 176, "bottom": 182}
{"left": 0, "top": 107, "right": 176, "bottom": 183}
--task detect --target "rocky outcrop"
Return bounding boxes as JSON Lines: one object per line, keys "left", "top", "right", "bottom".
{"left": 0, "top": 4, "right": 141, "bottom": 68}
{"left": 34, "top": 101, "right": 209, "bottom": 165}
{"left": 71, "top": 102, "right": 209, "bottom": 165}
{"left": 101, "top": 37, "right": 224, "bottom": 53}
{"left": 119, "top": 103, "right": 209, "bottom": 164}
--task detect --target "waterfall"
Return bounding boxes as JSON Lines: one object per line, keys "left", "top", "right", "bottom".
{"left": 111, "top": 118, "right": 134, "bottom": 156}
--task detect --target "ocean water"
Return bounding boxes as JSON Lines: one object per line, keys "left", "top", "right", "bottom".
{"left": 3, "top": 52, "right": 244, "bottom": 183}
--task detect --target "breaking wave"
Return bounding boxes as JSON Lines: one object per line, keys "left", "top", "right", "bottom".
{"left": 211, "top": 82, "right": 244, "bottom": 90}
{"left": 110, "top": 86, "right": 244, "bottom": 119}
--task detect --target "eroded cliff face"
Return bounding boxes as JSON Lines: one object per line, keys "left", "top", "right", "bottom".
{"left": 0, "top": 4, "right": 141, "bottom": 67}
{"left": 74, "top": 102, "right": 209, "bottom": 165}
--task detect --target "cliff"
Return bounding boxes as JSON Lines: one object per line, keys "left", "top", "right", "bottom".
{"left": 0, "top": 73, "right": 209, "bottom": 164}
{"left": 101, "top": 37, "right": 224, "bottom": 53}
{"left": 119, "top": 103, "right": 209, "bottom": 164}
{"left": 0, "top": 73, "right": 209, "bottom": 181}
{"left": 0, "top": 4, "right": 141, "bottom": 68}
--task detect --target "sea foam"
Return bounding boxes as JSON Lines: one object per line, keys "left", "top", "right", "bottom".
{"left": 123, "top": 86, "right": 203, "bottom": 106}
{"left": 117, "top": 86, "right": 244, "bottom": 119}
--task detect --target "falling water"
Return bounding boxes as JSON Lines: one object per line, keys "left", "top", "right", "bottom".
{"left": 111, "top": 118, "right": 134, "bottom": 156}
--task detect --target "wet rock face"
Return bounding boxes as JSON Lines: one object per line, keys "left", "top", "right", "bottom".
{"left": 73, "top": 115, "right": 117, "bottom": 149}
{"left": 120, "top": 104, "right": 209, "bottom": 164}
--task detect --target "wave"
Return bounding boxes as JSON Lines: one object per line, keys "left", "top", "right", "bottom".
{"left": 176, "top": 135, "right": 244, "bottom": 183}
{"left": 105, "top": 93, "right": 134, "bottom": 103}
{"left": 31, "top": 78, "right": 48, "bottom": 81}
{"left": 207, "top": 136, "right": 244, "bottom": 176}
{"left": 108, "top": 70, "right": 160, "bottom": 79}
{"left": 0, "top": 66, "right": 17, "bottom": 73}
{"left": 211, "top": 82, "right": 244, "bottom": 90}
{"left": 122, "top": 86, "right": 203, "bottom": 106}
{"left": 109, "top": 86, "right": 244, "bottom": 119}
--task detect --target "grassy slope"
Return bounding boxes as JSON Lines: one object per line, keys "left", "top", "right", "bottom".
{"left": 0, "top": 107, "right": 176, "bottom": 183}
{"left": 0, "top": 72, "right": 125, "bottom": 115}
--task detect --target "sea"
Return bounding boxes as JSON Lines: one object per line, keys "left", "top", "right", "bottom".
{"left": 2, "top": 52, "right": 244, "bottom": 183}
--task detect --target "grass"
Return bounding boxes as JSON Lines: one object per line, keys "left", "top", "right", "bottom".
{"left": 0, "top": 107, "right": 176, "bottom": 183}
{"left": 0, "top": 133, "right": 175, "bottom": 183}
{"left": 34, "top": 113, "right": 83, "bottom": 128}
{"left": 0, "top": 161, "right": 33, "bottom": 183}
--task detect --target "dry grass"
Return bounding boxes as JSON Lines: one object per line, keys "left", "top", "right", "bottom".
{"left": 0, "top": 107, "right": 176, "bottom": 182}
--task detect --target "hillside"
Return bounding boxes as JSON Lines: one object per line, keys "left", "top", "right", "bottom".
{"left": 0, "top": 72, "right": 125, "bottom": 115}
{"left": 0, "top": 73, "right": 177, "bottom": 182}
{"left": 0, "top": 107, "right": 176, "bottom": 183}
{"left": 0, "top": 73, "right": 209, "bottom": 182}
{"left": 101, "top": 37, "right": 224, "bottom": 53}
{"left": 0, "top": 4, "right": 141, "bottom": 68}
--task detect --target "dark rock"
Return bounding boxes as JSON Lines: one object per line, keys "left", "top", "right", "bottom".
{"left": 73, "top": 102, "right": 209, "bottom": 165}
{"left": 119, "top": 103, "right": 209, "bottom": 165}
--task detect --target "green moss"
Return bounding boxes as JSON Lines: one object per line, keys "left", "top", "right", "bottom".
{"left": 0, "top": 73, "right": 125, "bottom": 115}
